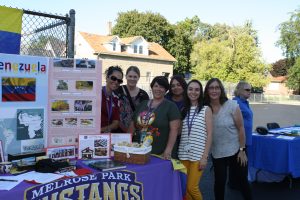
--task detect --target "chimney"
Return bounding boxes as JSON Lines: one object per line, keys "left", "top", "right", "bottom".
{"left": 107, "top": 21, "right": 112, "bottom": 36}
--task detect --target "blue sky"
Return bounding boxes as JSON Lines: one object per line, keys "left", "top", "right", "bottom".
{"left": 2, "top": 0, "right": 299, "bottom": 63}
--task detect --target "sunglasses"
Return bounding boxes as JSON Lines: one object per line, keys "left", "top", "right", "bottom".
{"left": 110, "top": 76, "right": 123, "bottom": 84}
{"left": 244, "top": 89, "right": 251, "bottom": 92}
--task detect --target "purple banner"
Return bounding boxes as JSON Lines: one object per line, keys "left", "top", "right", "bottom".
{"left": 24, "top": 171, "right": 143, "bottom": 200}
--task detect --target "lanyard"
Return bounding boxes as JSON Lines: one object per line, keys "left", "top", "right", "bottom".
{"left": 143, "top": 99, "right": 164, "bottom": 125}
{"left": 103, "top": 87, "right": 113, "bottom": 122}
{"left": 186, "top": 107, "right": 197, "bottom": 136}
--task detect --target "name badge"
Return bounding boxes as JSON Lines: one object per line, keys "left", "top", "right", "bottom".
{"left": 184, "top": 144, "right": 191, "bottom": 152}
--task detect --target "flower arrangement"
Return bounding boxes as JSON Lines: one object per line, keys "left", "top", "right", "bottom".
{"left": 147, "top": 125, "right": 160, "bottom": 137}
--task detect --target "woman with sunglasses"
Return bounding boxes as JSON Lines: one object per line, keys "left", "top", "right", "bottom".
{"left": 178, "top": 80, "right": 212, "bottom": 200}
{"left": 116, "top": 66, "right": 149, "bottom": 133}
{"left": 129, "top": 76, "right": 181, "bottom": 159}
{"left": 204, "top": 78, "right": 252, "bottom": 200}
{"left": 101, "top": 66, "right": 123, "bottom": 133}
{"left": 228, "top": 81, "right": 253, "bottom": 189}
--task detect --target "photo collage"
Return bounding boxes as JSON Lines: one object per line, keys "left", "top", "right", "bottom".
{"left": 47, "top": 58, "right": 102, "bottom": 147}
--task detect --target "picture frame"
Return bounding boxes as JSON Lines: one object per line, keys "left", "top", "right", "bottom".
{"left": 0, "top": 140, "right": 4, "bottom": 162}
{"left": 46, "top": 145, "right": 76, "bottom": 160}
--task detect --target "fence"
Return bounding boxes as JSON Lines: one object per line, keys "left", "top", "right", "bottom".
{"left": 2, "top": 5, "right": 76, "bottom": 58}
{"left": 249, "top": 94, "right": 300, "bottom": 104}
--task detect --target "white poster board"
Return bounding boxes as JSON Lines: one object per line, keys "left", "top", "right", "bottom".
{"left": 0, "top": 53, "right": 49, "bottom": 156}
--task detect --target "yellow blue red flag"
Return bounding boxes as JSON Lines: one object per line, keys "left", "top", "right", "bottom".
{"left": 0, "top": 6, "right": 23, "bottom": 54}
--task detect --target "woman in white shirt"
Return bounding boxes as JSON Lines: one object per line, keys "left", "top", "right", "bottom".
{"left": 204, "top": 78, "right": 252, "bottom": 200}
{"left": 178, "top": 79, "right": 212, "bottom": 200}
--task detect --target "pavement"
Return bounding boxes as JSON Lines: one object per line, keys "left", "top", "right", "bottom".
{"left": 199, "top": 103, "right": 300, "bottom": 200}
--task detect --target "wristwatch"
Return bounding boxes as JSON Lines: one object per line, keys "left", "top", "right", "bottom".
{"left": 239, "top": 147, "right": 246, "bottom": 151}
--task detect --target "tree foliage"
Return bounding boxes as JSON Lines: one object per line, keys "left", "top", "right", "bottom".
{"left": 191, "top": 23, "right": 269, "bottom": 87}
{"left": 277, "top": 8, "right": 300, "bottom": 62}
{"left": 270, "top": 59, "right": 289, "bottom": 77}
{"left": 167, "top": 16, "right": 202, "bottom": 74}
{"left": 286, "top": 57, "right": 300, "bottom": 93}
{"left": 112, "top": 10, "right": 173, "bottom": 48}
{"left": 112, "top": 11, "right": 204, "bottom": 75}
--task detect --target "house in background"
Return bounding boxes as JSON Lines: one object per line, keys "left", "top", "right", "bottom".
{"left": 74, "top": 31, "right": 176, "bottom": 90}
{"left": 264, "top": 75, "right": 291, "bottom": 95}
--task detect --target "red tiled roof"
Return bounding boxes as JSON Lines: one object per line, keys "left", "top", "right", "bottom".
{"left": 79, "top": 31, "right": 176, "bottom": 62}
{"left": 270, "top": 76, "right": 287, "bottom": 83}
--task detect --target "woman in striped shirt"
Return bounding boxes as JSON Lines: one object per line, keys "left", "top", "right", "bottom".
{"left": 178, "top": 79, "right": 213, "bottom": 200}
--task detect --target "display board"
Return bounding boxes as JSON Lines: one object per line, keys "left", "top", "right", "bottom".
{"left": 0, "top": 54, "right": 102, "bottom": 158}
{"left": 0, "top": 53, "right": 49, "bottom": 156}
{"left": 47, "top": 58, "right": 102, "bottom": 147}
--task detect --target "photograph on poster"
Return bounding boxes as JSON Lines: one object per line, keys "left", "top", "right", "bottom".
{"left": 80, "top": 118, "right": 94, "bottom": 128}
{"left": 51, "top": 119, "right": 63, "bottom": 127}
{"left": 46, "top": 145, "right": 76, "bottom": 160}
{"left": 95, "top": 148, "right": 107, "bottom": 156}
{"left": 51, "top": 100, "right": 70, "bottom": 112}
{"left": 17, "top": 109, "right": 44, "bottom": 140}
{"left": 75, "top": 81, "right": 93, "bottom": 91}
{"left": 75, "top": 59, "right": 95, "bottom": 69}
{"left": 50, "top": 135, "right": 77, "bottom": 146}
{"left": 56, "top": 80, "right": 69, "bottom": 91}
{"left": 65, "top": 117, "right": 77, "bottom": 127}
{"left": 78, "top": 134, "right": 110, "bottom": 159}
{"left": 74, "top": 100, "right": 92, "bottom": 112}
{"left": 0, "top": 118, "right": 21, "bottom": 155}
{"left": 53, "top": 58, "right": 74, "bottom": 68}
{"left": 2, "top": 77, "right": 36, "bottom": 102}
{"left": 0, "top": 140, "right": 4, "bottom": 162}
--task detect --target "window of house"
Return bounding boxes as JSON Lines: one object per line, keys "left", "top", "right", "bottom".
{"left": 146, "top": 72, "right": 151, "bottom": 82}
{"left": 139, "top": 46, "right": 143, "bottom": 54}
{"left": 121, "top": 46, "right": 126, "bottom": 52}
{"left": 112, "top": 43, "right": 116, "bottom": 51}
{"left": 162, "top": 72, "right": 170, "bottom": 78}
{"left": 133, "top": 45, "right": 138, "bottom": 53}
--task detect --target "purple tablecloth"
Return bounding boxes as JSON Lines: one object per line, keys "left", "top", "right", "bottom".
{"left": 0, "top": 156, "right": 182, "bottom": 200}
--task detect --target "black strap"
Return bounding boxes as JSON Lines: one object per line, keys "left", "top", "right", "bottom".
{"left": 122, "top": 85, "right": 136, "bottom": 112}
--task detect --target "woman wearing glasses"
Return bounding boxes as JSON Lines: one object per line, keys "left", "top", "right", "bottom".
{"left": 116, "top": 66, "right": 149, "bottom": 133}
{"left": 129, "top": 76, "right": 181, "bottom": 159}
{"left": 101, "top": 66, "right": 123, "bottom": 133}
{"left": 204, "top": 78, "right": 252, "bottom": 200}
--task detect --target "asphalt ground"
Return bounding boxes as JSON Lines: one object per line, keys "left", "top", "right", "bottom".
{"left": 200, "top": 103, "right": 300, "bottom": 200}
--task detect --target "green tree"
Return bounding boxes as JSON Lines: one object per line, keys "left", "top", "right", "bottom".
{"left": 271, "top": 59, "right": 289, "bottom": 77}
{"left": 191, "top": 23, "right": 269, "bottom": 87}
{"left": 167, "top": 16, "right": 202, "bottom": 74}
{"left": 277, "top": 8, "right": 300, "bottom": 62}
{"left": 112, "top": 10, "right": 173, "bottom": 48}
{"left": 286, "top": 57, "right": 300, "bottom": 93}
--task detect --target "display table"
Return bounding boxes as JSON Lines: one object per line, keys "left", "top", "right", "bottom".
{"left": 248, "top": 128, "right": 300, "bottom": 182}
{"left": 0, "top": 156, "right": 182, "bottom": 200}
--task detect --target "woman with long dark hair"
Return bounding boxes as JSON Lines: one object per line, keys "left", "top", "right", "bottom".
{"left": 101, "top": 66, "right": 123, "bottom": 133}
{"left": 178, "top": 79, "right": 212, "bottom": 200}
{"left": 165, "top": 75, "right": 187, "bottom": 111}
{"left": 204, "top": 78, "right": 252, "bottom": 200}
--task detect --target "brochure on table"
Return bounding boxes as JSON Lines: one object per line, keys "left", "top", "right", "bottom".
{"left": 46, "top": 145, "right": 76, "bottom": 160}
{"left": 78, "top": 134, "right": 111, "bottom": 159}
{"left": 47, "top": 58, "right": 102, "bottom": 147}
{"left": 0, "top": 53, "right": 49, "bottom": 156}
